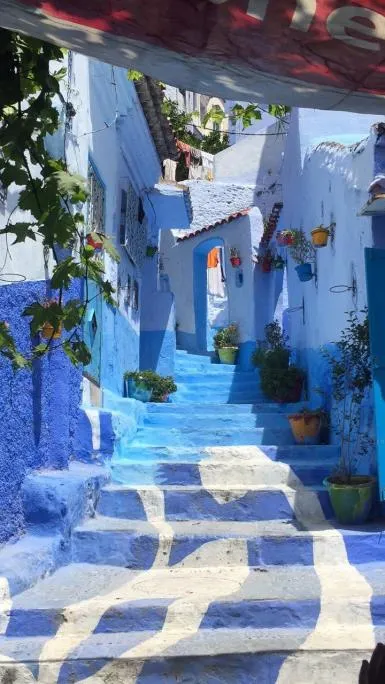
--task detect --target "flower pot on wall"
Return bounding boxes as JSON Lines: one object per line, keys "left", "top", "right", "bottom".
{"left": 277, "top": 231, "right": 295, "bottom": 247}
{"left": 261, "top": 258, "right": 272, "bottom": 273}
{"left": 311, "top": 227, "right": 329, "bottom": 248}
{"left": 218, "top": 347, "right": 238, "bottom": 365}
{"left": 288, "top": 412, "right": 323, "bottom": 445}
{"left": 324, "top": 476, "right": 376, "bottom": 525}
{"left": 295, "top": 263, "right": 313, "bottom": 282}
{"left": 86, "top": 233, "right": 103, "bottom": 250}
{"left": 42, "top": 322, "right": 63, "bottom": 340}
{"left": 230, "top": 256, "right": 241, "bottom": 267}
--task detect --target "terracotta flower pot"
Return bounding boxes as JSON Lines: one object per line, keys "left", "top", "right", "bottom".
{"left": 230, "top": 256, "right": 241, "bottom": 267}
{"left": 311, "top": 227, "right": 329, "bottom": 248}
{"left": 288, "top": 412, "right": 323, "bottom": 445}
{"left": 42, "top": 322, "right": 63, "bottom": 340}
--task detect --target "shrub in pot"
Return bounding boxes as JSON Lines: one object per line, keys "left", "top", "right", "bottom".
{"left": 124, "top": 370, "right": 177, "bottom": 403}
{"left": 252, "top": 321, "right": 304, "bottom": 403}
{"left": 288, "top": 408, "right": 325, "bottom": 445}
{"left": 322, "top": 309, "right": 375, "bottom": 525}
{"left": 214, "top": 323, "right": 239, "bottom": 364}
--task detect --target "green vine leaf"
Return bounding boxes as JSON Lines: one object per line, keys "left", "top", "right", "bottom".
{"left": 0, "top": 222, "right": 37, "bottom": 244}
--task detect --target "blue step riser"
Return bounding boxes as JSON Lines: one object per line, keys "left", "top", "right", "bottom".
{"left": 147, "top": 403, "right": 306, "bottom": 415}
{"left": 110, "top": 463, "right": 334, "bottom": 487}
{"left": 143, "top": 414, "right": 292, "bottom": 429}
{"left": 131, "top": 428, "right": 295, "bottom": 447}
{"left": 6, "top": 599, "right": 321, "bottom": 637}
{"left": 114, "top": 446, "right": 340, "bottom": 463}
{"left": 174, "top": 374, "right": 259, "bottom": 384}
{"left": 98, "top": 489, "right": 297, "bottom": 521}
{"left": 72, "top": 530, "right": 385, "bottom": 569}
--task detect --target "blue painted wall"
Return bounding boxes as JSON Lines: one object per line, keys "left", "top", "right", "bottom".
{"left": 0, "top": 279, "right": 82, "bottom": 544}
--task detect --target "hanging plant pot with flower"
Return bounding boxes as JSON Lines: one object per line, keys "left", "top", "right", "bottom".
{"left": 229, "top": 247, "right": 241, "bottom": 268}
{"left": 277, "top": 230, "right": 295, "bottom": 247}
{"left": 86, "top": 232, "right": 104, "bottom": 250}
{"left": 311, "top": 225, "right": 329, "bottom": 248}
{"left": 289, "top": 231, "right": 315, "bottom": 283}
{"left": 40, "top": 299, "right": 63, "bottom": 339}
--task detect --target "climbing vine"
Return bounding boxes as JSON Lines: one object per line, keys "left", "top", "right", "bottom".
{"left": 0, "top": 30, "right": 119, "bottom": 370}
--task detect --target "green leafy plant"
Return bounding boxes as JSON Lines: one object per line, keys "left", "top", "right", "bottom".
{"left": 146, "top": 245, "right": 158, "bottom": 258}
{"left": 213, "top": 324, "right": 239, "bottom": 350}
{"left": 0, "top": 30, "right": 119, "bottom": 369}
{"left": 288, "top": 230, "right": 315, "bottom": 265}
{"left": 252, "top": 321, "right": 304, "bottom": 403}
{"left": 322, "top": 309, "right": 373, "bottom": 483}
{"left": 124, "top": 370, "right": 177, "bottom": 402}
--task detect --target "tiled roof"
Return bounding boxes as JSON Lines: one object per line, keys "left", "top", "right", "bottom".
{"left": 260, "top": 202, "right": 283, "bottom": 246}
{"left": 176, "top": 209, "right": 250, "bottom": 243}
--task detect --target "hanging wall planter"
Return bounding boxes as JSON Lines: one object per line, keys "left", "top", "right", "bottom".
{"left": 295, "top": 262, "right": 313, "bottom": 282}
{"left": 86, "top": 233, "right": 103, "bottom": 250}
{"left": 277, "top": 230, "right": 295, "bottom": 247}
{"left": 311, "top": 226, "right": 329, "bottom": 248}
{"left": 41, "top": 322, "right": 63, "bottom": 340}
{"left": 230, "top": 256, "right": 241, "bottom": 267}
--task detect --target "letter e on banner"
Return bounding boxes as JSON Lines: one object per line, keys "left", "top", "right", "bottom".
{"left": 327, "top": 6, "right": 385, "bottom": 52}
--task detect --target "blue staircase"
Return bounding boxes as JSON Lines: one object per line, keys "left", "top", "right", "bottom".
{"left": 1, "top": 350, "right": 384, "bottom": 682}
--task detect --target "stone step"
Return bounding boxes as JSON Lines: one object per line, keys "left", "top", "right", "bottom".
{"left": 96, "top": 484, "right": 332, "bottom": 522}
{"left": 115, "top": 444, "right": 340, "bottom": 463}
{"left": 72, "top": 517, "right": 385, "bottom": 568}
{"left": 174, "top": 372, "right": 258, "bottom": 384}
{"left": 147, "top": 402, "right": 306, "bottom": 414}
{"left": 172, "top": 394, "right": 266, "bottom": 404}
{"left": 143, "top": 411, "right": 294, "bottom": 429}
{"left": 110, "top": 459, "right": 335, "bottom": 487}
{"left": 0, "top": 631, "right": 374, "bottom": 684}
{"left": 130, "top": 426, "right": 295, "bottom": 447}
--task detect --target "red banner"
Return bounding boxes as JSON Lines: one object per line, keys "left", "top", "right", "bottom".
{"left": 2, "top": 0, "right": 385, "bottom": 112}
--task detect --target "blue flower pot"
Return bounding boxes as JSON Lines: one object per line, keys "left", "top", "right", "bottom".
{"left": 295, "top": 263, "right": 313, "bottom": 282}
{"left": 125, "top": 379, "right": 152, "bottom": 402}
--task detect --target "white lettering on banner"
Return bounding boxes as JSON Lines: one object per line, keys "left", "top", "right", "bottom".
{"left": 327, "top": 7, "right": 385, "bottom": 52}
{"left": 290, "top": 0, "right": 317, "bottom": 32}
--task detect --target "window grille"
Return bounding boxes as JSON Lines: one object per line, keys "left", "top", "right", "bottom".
{"left": 122, "top": 182, "right": 147, "bottom": 268}
{"left": 88, "top": 161, "right": 105, "bottom": 233}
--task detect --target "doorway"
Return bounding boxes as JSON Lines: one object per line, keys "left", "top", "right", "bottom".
{"left": 193, "top": 237, "right": 229, "bottom": 353}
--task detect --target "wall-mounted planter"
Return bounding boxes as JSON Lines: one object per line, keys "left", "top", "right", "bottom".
{"left": 273, "top": 256, "right": 285, "bottom": 270}
{"left": 218, "top": 346, "right": 238, "bottom": 365}
{"left": 261, "top": 258, "right": 272, "bottom": 273}
{"left": 295, "top": 263, "right": 313, "bottom": 282}
{"left": 41, "top": 322, "right": 63, "bottom": 340}
{"left": 311, "top": 226, "right": 329, "bottom": 248}
{"left": 277, "top": 231, "right": 295, "bottom": 247}
{"left": 86, "top": 233, "right": 103, "bottom": 250}
{"left": 230, "top": 256, "right": 242, "bottom": 267}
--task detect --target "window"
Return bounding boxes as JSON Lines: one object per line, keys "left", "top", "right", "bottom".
{"left": 132, "top": 279, "right": 139, "bottom": 311}
{"left": 88, "top": 161, "right": 105, "bottom": 233}
{"left": 119, "top": 189, "right": 127, "bottom": 246}
{"left": 121, "top": 182, "right": 147, "bottom": 268}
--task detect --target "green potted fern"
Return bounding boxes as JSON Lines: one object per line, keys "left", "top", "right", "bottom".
{"left": 124, "top": 370, "right": 177, "bottom": 402}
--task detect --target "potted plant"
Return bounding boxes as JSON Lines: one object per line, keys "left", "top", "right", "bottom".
{"left": 229, "top": 247, "right": 241, "bottom": 267}
{"left": 214, "top": 323, "right": 239, "bottom": 364}
{"left": 311, "top": 225, "right": 330, "bottom": 248}
{"left": 124, "top": 370, "right": 177, "bottom": 403}
{"left": 322, "top": 310, "right": 376, "bottom": 525}
{"left": 252, "top": 321, "right": 304, "bottom": 402}
{"left": 255, "top": 250, "right": 273, "bottom": 273}
{"left": 288, "top": 408, "right": 325, "bottom": 445}
{"left": 41, "top": 299, "right": 63, "bottom": 339}
{"left": 289, "top": 230, "right": 315, "bottom": 282}
{"left": 146, "top": 244, "right": 158, "bottom": 258}
{"left": 86, "top": 232, "right": 104, "bottom": 250}
{"left": 277, "top": 230, "right": 295, "bottom": 247}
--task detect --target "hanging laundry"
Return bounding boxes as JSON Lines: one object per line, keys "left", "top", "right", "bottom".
{"left": 189, "top": 147, "right": 203, "bottom": 179}
{"left": 207, "top": 247, "right": 219, "bottom": 269}
{"left": 163, "top": 159, "right": 178, "bottom": 182}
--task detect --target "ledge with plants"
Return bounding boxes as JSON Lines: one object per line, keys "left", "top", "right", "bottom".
{"left": 214, "top": 323, "right": 239, "bottom": 365}
{"left": 322, "top": 309, "right": 375, "bottom": 525}
{"left": 124, "top": 370, "right": 177, "bottom": 403}
{"left": 252, "top": 321, "right": 304, "bottom": 403}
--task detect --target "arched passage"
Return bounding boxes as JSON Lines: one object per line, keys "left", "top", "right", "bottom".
{"left": 193, "top": 236, "right": 229, "bottom": 353}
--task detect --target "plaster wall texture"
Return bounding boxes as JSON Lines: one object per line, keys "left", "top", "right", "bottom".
{"left": 0, "top": 53, "right": 164, "bottom": 544}
{"left": 162, "top": 209, "right": 263, "bottom": 367}
{"left": 181, "top": 181, "right": 256, "bottom": 234}
{"left": 140, "top": 257, "right": 176, "bottom": 376}
{"left": 279, "top": 111, "right": 377, "bottom": 472}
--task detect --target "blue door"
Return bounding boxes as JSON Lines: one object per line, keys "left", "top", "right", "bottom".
{"left": 365, "top": 247, "right": 385, "bottom": 500}
{"left": 83, "top": 280, "right": 102, "bottom": 385}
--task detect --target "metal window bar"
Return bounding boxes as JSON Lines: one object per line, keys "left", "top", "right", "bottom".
{"left": 88, "top": 162, "right": 105, "bottom": 234}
